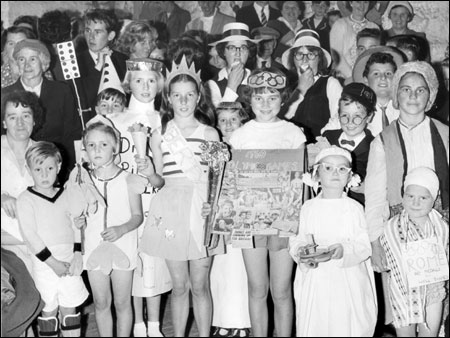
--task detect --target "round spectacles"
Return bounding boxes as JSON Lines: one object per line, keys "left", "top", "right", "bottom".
{"left": 294, "top": 52, "right": 318, "bottom": 61}
{"left": 339, "top": 115, "right": 367, "bottom": 126}
{"left": 318, "top": 163, "right": 352, "bottom": 175}
{"left": 225, "top": 45, "right": 249, "bottom": 53}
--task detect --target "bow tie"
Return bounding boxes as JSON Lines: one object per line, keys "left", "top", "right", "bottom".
{"left": 340, "top": 139, "right": 355, "bottom": 147}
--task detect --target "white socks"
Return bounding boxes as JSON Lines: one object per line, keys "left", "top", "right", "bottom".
{"left": 133, "top": 322, "right": 147, "bottom": 337}
{"left": 147, "top": 321, "right": 164, "bottom": 337}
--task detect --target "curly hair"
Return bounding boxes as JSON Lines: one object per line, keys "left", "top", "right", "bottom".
{"left": 115, "top": 21, "right": 158, "bottom": 57}
{"left": 1, "top": 90, "right": 44, "bottom": 137}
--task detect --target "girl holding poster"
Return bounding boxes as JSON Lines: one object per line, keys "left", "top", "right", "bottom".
{"left": 381, "top": 167, "right": 449, "bottom": 337}
{"left": 228, "top": 68, "right": 306, "bottom": 337}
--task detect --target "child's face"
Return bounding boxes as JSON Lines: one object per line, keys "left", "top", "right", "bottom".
{"left": 339, "top": 101, "right": 369, "bottom": 138}
{"left": 251, "top": 90, "right": 281, "bottom": 123}
{"left": 316, "top": 155, "right": 351, "bottom": 190}
{"left": 168, "top": 80, "right": 199, "bottom": 118}
{"left": 29, "top": 156, "right": 60, "bottom": 192}
{"left": 294, "top": 46, "right": 319, "bottom": 76}
{"left": 84, "top": 20, "right": 114, "bottom": 53}
{"left": 224, "top": 40, "right": 249, "bottom": 67}
{"left": 357, "top": 37, "right": 380, "bottom": 56}
{"left": 364, "top": 62, "right": 395, "bottom": 99}
{"left": 132, "top": 34, "right": 155, "bottom": 59}
{"left": 397, "top": 73, "right": 430, "bottom": 115}
{"left": 84, "top": 129, "right": 117, "bottom": 167}
{"left": 402, "top": 184, "right": 434, "bottom": 220}
{"left": 217, "top": 109, "right": 242, "bottom": 139}
{"left": 95, "top": 98, "right": 125, "bottom": 116}
{"left": 130, "top": 71, "right": 160, "bottom": 103}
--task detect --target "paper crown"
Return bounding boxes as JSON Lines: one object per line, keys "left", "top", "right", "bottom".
{"left": 165, "top": 55, "right": 201, "bottom": 88}
{"left": 99, "top": 54, "right": 125, "bottom": 94}
{"left": 248, "top": 71, "right": 286, "bottom": 89}
{"left": 126, "top": 58, "right": 165, "bottom": 73}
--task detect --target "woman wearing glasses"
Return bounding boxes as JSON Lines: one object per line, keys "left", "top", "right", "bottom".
{"left": 280, "top": 29, "right": 342, "bottom": 143}
{"left": 206, "top": 22, "right": 259, "bottom": 110}
{"left": 322, "top": 83, "right": 377, "bottom": 205}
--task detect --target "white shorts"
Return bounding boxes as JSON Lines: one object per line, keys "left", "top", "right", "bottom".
{"left": 31, "top": 244, "right": 89, "bottom": 312}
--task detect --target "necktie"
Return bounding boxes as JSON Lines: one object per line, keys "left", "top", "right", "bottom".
{"left": 340, "top": 139, "right": 355, "bottom": 147}
{"left": 261, "top": 7, "right": 268, "bottom": 26}
{"left": 380, "top": 105, "right": 389, "bottom": 129}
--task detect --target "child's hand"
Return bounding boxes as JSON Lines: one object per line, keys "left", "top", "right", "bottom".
{"left": 300, "top": 258, "right": 318, "bottom": 269}
{"left": 101, "top": 226, "right": 125, "bottom": 242}
{"left": 297, "top": 66, "right": 315, "bottom": 95}
{"left": 201, "top": 202, "right": 212, "bottom": 218}
{"left": 69, "top": 252, "right": 83, "bottom": 276}
{"left": 73, "top": 215, "right": 86, "bottom": 229}
{"left": 329, "top": 243, "right": 344, "bottom": 260}
{"left": 1, "top": 194, "right": 17, "bottom": 218}
{"left": 134, "top": 155, "right": 155, "bottom": 175}
{"left": 47, "top": 257, "right": 70, "bottom": 277}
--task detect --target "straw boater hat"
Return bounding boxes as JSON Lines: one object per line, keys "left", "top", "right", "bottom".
{"left": 251, "top": 26, "right": 280, "bottom": 41}
{"left": 352, "top": 46, "right": 406, "bottom": 84}
{"left": 208, "top": 22, "right": 261, "bottom": 46}
{"left": 281, "top": 29, "right": 332, "bottom": 70}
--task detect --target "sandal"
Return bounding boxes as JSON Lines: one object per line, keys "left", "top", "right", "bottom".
{"left": 212, "top": 327, "right": 231, "bottom": 337}
{"left": 229, "top": 328, "right": 250, "bottom": 337}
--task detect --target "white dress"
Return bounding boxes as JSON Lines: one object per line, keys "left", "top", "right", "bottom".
{"left": 289, "top": 194, "right": 377, "bottom": 337}
{"left": 110, "top": 97, "right": 172, "bottom": 296}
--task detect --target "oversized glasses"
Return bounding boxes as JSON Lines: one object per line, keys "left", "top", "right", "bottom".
{"left": 339, "top": 115, "right": 367, "bottom": 125}
{"left": 225, "top": 45, "right": 249, "bottom": 53}
{"left": 294, "top": 52, "right": 318, "bottom": 61}
{"left": 317, "top": 162, "right": 352, "bottom": 175}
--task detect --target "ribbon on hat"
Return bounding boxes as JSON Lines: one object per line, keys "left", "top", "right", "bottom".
{"left": 222, "top": 29, "right": 251, "bottom": 39}
{"left": 248, "top": 71, "right": 286, "bottom": 89}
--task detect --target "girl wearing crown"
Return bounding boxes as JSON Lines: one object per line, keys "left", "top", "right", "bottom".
{"left": 229, "top": 67, "right": 306, "bottom": 337}
{"left": 106, "top": 58, "right": 172, "bottom": 337}
{"left": 137, "top": 56, "right": 219, "bottom": 336}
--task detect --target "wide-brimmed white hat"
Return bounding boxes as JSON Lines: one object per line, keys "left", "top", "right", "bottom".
{"left": 208, "top": 22, "right": 261, "bottom": 46}
{"left": 281, "top": 29, "right": 331, "bottom": 70}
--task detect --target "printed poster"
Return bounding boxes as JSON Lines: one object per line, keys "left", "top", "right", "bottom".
{"left": 213, "top": 149, "right": 305, "bottom": 237}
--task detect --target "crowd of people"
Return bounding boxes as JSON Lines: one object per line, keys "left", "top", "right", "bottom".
{"left": 1, "top": 1, "right": 449, "bottom": 337}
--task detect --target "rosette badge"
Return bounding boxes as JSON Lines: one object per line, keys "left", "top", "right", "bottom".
{"left": 128, "top": 123, "right": 150, "bottom": 159}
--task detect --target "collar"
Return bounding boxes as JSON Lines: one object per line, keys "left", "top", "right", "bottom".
{"left": 20, "top": 77, "right": 43, "bottom": 96}
{"left": 218, "top": 67, "right": 251, "bottom": 82}
{"left": 257, "top": 55, "right": 271, "bottom": 68}
{"left": 339, "top": 131, "right": 366, "bottom": 149}
{"left": 278, "top": 16, "right": 302, "bottom": 32}
{"left": 398, "top": 115, "right": 429, "bottom": 131}
{"left": 27, "top": 186, "right": 64, "bottom": 203}
{"left": 202, "top": 8, "right": 217, "bottom": 20}
{"left": 128, "top": 95, "right": 156, "bottom": 113}
{"left": 254, "top": 2, "right": 267, "bottom": 12}
{"left": 89, "top": 47, "right": 112, "bottom": 62}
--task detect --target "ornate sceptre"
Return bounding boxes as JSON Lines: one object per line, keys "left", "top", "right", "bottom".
{"left": 200, "top": 141, "right": 231, "bottom": 248}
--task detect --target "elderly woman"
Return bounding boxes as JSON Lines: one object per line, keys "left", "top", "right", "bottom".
{"left": 2, "top": 39, "right": 82, "bottom": 183}
{"left": 1, "top": 90, "right": 44, "bottom": 272}
{"left": 267, "top": 1, "right": 305, "bottom": 60}
{"left": 365, "top": 61, "right": 449, "bottom": 326}
{"left": 280, "top": 29, "right": 342, "bottom": 143}
{"left": 1, "top": 26, "right": 36, "bottom": 88}
{"left": 206, "top": 22, "right": 258, "bottom": 109}
{"left": 115, "top": 21, "right": 158, "bottom": 59}
{"left": 330, "top": 1, "right": 379, "bottom": 81}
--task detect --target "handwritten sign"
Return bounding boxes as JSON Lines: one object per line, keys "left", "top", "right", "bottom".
{"left": 402, "top": 237, "right": 449, "bottom": 288}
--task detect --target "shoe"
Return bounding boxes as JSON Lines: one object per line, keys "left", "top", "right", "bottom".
{"left": 229, "top": 328, "right": 250, "bottom": 337}
{"left": 212, "top": 327, "right": 231, "bottom": 337}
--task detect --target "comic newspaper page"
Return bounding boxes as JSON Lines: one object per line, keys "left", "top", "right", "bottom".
{"left": 213, "top": 149, "right": 305, "bottom": 241}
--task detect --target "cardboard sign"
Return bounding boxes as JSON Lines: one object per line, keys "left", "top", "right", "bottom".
{"left": 402, "top": 237, "right": 449, "bottom": 288}
{"left": 214, "top": 149, "right": 305, "bottom": 237}
{"left": 57, "top": 41, "right": 80, "bottom": 80}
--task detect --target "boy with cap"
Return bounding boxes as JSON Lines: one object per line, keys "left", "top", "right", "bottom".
{"left": 322, "top": 82, "right": 376, "bottom": 205}
{"left": 380, "top": 167, "right": 448, "bottom": 337}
